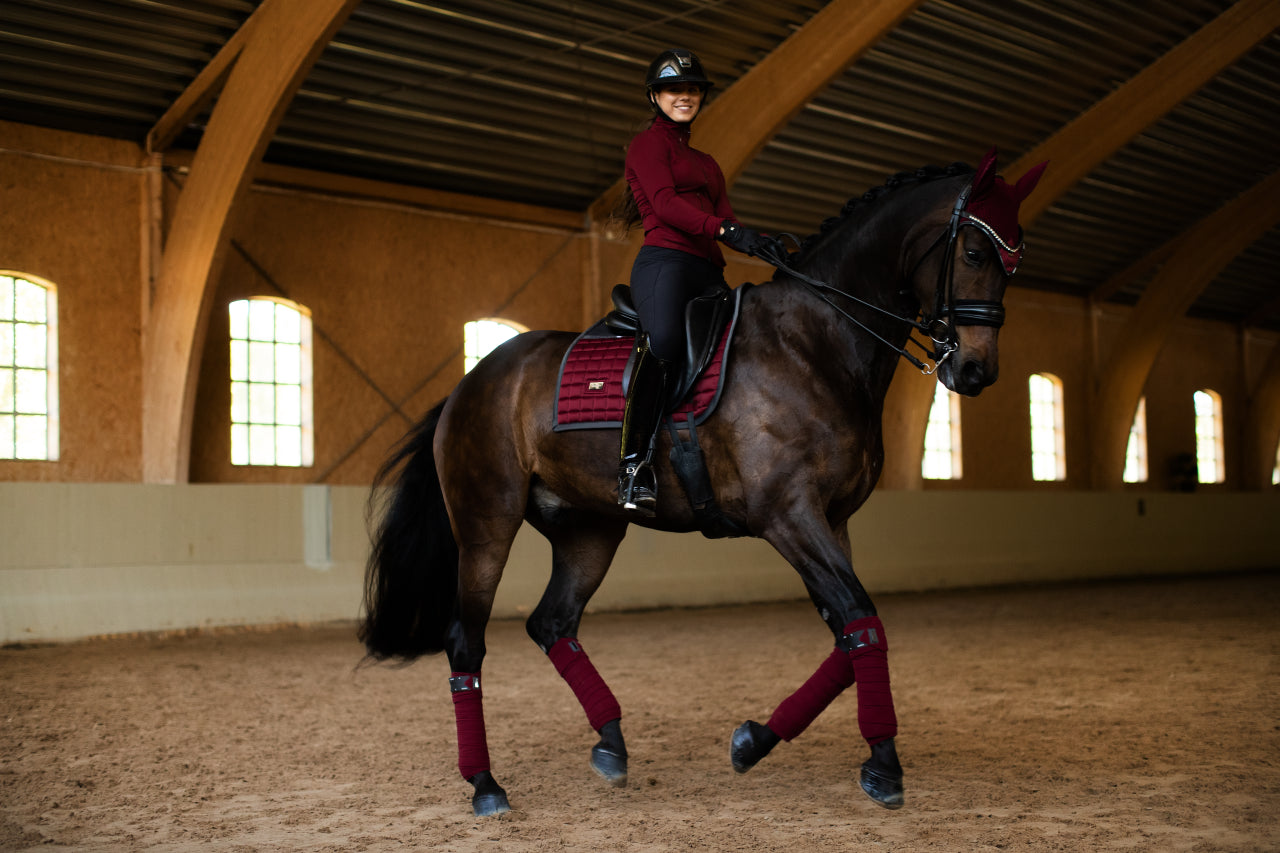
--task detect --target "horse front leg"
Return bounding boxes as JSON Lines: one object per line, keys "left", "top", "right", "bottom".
{"left": 739, "top": 516, "right": 904, "bottom": 809}
{"left": 525, "top": 514, "right": 630, "bottom": 787}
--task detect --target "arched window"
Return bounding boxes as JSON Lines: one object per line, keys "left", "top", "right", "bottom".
{"left": 1, "top": 272, "right": 58, "bottom": 461}
{"left": 1193, "top": 389, "right": 1224, "bottom": 484}
{"left": 464, "top": 318, "right": 526, "bottom": 374}
{"left": 1028, "top": 372, "right": 1065, "bottom": 482}
{"left": 1123, "top": 397, "right": 1148, "bottom": 484}
{"left": 229, "top": 297, "right": 313, "bottom": 467}
{"left": 1273, "top": 441, "right": 1279, "bottom": 487}
{"left": 922, "top": 382, "right": 961, "bottom": 480}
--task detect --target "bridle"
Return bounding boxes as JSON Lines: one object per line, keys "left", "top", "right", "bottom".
{"left": 759, "top": 177, "right": 1016, "bottom": 375}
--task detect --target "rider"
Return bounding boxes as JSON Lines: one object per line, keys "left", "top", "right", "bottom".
{"left": 614, "top": 47, "right": 779, "bottom": 515}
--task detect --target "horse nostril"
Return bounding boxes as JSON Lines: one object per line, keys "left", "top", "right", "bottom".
{"left": 960, "top": 359, "right": 991, "bottom": 390}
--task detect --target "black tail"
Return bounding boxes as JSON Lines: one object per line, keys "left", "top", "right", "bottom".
{"left": 359, "top": 399, "right": 458, "bottom": 662}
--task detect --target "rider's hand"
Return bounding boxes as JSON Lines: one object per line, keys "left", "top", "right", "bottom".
{"left": 718, "top": 220, "right": 785, "bottom": 261}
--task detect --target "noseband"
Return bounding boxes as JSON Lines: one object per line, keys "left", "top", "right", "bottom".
{"left": 760, "top": 176, "right": 1014, "bottom": 375}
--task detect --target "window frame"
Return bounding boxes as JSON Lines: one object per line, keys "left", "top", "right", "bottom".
{"left": 1028, "top": 372, "right": 1066, "bottom": 482}
{"left": 922, "top": 381, "right": 962, "bottom": 480}
{"left": 228, "top": 296, "right": 314, "bottom": 468}
{"left": 0, "top": 271, "right": 59, "bottom": 461}
{"left": 1193, "top": 388, "right": 1225, "bottom": 485}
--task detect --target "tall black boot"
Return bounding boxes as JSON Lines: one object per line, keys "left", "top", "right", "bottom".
{"left": 617, "top": 338, "right": 670, "bottom": 516}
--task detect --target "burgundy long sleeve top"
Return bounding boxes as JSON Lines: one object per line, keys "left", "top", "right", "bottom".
{"left": 624, "top": 113, "right": 738, "bottom": 267}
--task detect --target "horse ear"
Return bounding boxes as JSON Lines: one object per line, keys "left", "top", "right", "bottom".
{"left": 973, "top": 147, "right": 999, "bottom": 193}
{"left": 1013, "top": 161, "right": 1048, "bottom": 202}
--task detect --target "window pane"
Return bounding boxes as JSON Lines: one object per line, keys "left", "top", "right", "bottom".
{"left": 1123, "top": 398, "right": 1147, "bottom": 484}
{"left": 275, "top": 305, "right": 301, "bottom": 343}
{"left": 15, "top": 323, "right": 46, "bottom": 368}
{"left": 229, "top": 300, "right": 249, "bottom": 339}
{"left": 248, "top": 425, "right": 276, "bottom": 465}
{"left": 231, "top": 423, "right": 249, "bottom": 465}
{"left": 15, "top": 414, "right": 46, "bottom": 459}
{"left": 247, "top": 300, "right": 276, "bottom": 341}
{"left": 14, "top": 279, "right": 46, "bottom": 322}
{"left": 230, "top": 381, "right": 249, "bottom": 423}
{"left": 248, "top": 383, "right": 275, "bottom": 423}
{"left": 248, "top": 342, "right": 274, "bottom": 381}
{"left": 275, "top": 426, "right": 302, "bottom": 466}
{"left": 0, "top": 323, "right": 12, "bottom": 366}
{"left": 0, "top": 414, "right": 12, "bottom": 457}
{"left": 274, "top": 342, "right": 300, "bottom": 385}
{"left": 0, "top": 368, "right": 12, "bottom": 410}
{"left": 275, "top": 384, "right": 301, "bottom": 425}
{"left": 1029, "top": 373, "right": 1065, "bottom": 481}
{"left": 230, "top": 339, "right": 248, "bottom": 381}
{"left": 15, "top": 368, "right": 46, "bottom": 414}
{"left": 0, "top": 276, "right": 12, "bottom": 321}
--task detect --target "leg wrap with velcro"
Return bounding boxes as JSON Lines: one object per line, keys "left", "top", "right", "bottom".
{"left": 842, "top": 616, "right": 898, "bottom": 745}
{"left": 766, "top": 647, "right": 855, "bottom": 741}
{"left": 547, "top": 638, "right": 622, "bottom": 731}
{"left": 449, "top": 672, "right": 491, "bottom": 780}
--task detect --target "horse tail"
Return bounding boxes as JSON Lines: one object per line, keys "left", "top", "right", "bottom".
{"left": 359, "top": 399, "right": 458, "bottom": 662}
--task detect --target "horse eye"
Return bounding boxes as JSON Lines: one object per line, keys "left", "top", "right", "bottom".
{"left": 964, "top": 248, "right": 986, "bottom": 266}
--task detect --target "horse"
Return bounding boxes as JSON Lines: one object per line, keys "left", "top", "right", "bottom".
{"left": 359, "top": 149, "right": 1047, "bottom": 816}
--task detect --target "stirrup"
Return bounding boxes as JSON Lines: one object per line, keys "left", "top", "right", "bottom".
{"left": 618, "top": 462, "right": 657, "bottom": 516}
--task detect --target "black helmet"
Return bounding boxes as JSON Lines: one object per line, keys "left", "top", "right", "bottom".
{"left": 645, "top": 48, "right": 713, "bottom": 92}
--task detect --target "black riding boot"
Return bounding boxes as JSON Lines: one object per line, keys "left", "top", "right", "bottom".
{"left": 618, "top": 338, "right": 671, "bottom": 516}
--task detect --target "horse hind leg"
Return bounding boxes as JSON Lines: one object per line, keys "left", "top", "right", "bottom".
{"left": 524, "top": 511, "right": 630, "bottom": 787}
{"left": 444, "top": 528, "right": 525, "bottom": 817}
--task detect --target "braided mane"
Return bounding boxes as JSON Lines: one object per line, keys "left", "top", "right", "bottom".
{"left": 793, "top": 161, "right": 973, "bottom": 261}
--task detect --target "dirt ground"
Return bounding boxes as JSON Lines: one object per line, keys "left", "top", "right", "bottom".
{"left": 2, "top": 571, "right": 1277, "bottom": 852}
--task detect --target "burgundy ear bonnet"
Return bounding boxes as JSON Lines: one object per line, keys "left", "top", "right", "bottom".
{"left": 964, "top": 147, "right": 1048, "bottom": 274}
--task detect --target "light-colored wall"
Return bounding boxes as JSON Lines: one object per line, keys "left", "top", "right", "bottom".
{"left": 2, "top": 484, "right": 1275, "bottom": 643}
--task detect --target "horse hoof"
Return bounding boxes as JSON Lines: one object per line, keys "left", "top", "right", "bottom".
{"left": 469, "top": 771, "right": 511, "bottom": 817}
{"left": 730, "top": 721, "right": 779, "bottom": 773}
{"left": 859, "top": 761, "right": 904, "bottom": 810}
{"left": 472, "top": 790, "right": 511, "bottom": 817}
{"left": 591, "top": 745, "right": 628, "bottom": 787}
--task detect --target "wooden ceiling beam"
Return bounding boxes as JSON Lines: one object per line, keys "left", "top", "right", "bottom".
{"left": 146, "top": 13, "right": 260, "bottom": 154}
{"left": 1008, "top": 0, "right": 1280, "bottom": 226}
{"left": 587, "top": 0, "right": 923, "bottom": 224}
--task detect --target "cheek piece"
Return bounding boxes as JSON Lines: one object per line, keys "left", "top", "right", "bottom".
{"left": 449, "top": 673, "right": 491, "bottom": 780}
{"left": 547, "top": 637, "right": 623, "bottom": 731}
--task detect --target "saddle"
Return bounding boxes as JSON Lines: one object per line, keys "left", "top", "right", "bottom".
{"left": 603, "top": 281, "right": 742, "bottom": 410}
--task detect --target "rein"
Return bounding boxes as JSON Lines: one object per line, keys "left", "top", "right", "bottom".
{"left": 758, "top": 178, "right": 1008, "bottom": 376}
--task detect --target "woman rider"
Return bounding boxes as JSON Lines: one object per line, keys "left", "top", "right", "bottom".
{"left": 615, "top": 47, "right": 779, "bottom": 515}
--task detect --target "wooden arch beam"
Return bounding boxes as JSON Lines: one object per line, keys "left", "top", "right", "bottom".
{"left": 1090, "top": 168, "right": 1280, "bottom": 489}
{"left": 142, "top": 0, "right": 361, "bottom": 483}
{"left": 1008, "top": 0, "right": 1280, "bottom": 226}
{"left": 1243, "top": 339, "right": 1280, "bottom": 490}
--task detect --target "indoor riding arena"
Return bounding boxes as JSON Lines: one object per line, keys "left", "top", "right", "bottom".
{"left": 2, "top": 1, "right": 1278, "bottom": 852}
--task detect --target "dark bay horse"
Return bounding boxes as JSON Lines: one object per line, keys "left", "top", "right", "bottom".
{"left": 360, "top": 150, "right": 1046, "bottom": 816}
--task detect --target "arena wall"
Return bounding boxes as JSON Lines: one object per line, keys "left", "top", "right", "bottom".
{"left": 2, "top": 484, "right": 1275, "bottom": 643}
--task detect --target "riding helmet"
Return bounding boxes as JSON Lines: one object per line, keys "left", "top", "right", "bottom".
{"left": 645, "top": 48, "right": 714, "bottom": 92}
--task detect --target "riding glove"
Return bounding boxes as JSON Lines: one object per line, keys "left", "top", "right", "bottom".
{"left": 719, "top": 220, "right": 785, "bottom": 261}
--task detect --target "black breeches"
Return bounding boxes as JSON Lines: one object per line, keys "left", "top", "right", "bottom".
{"left": 630, "top": 246, "right": 726, "bottom": 367}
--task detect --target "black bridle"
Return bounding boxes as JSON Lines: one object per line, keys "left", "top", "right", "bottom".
{"left": 758, "top": 178, "right": 1014, "bottom": 375}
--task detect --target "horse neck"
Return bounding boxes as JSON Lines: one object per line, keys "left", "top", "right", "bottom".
{"left": 773, "top": 211, "right": 923, "bottom": 400}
